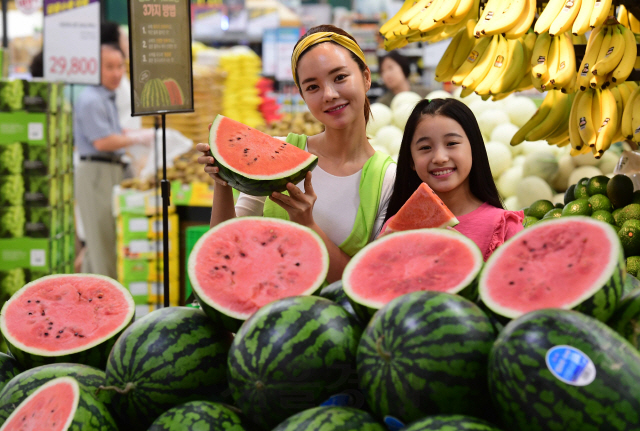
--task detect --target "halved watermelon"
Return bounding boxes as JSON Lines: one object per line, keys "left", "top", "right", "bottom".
{"left": 209, "top": 115, "right": 318, "bottom": 196}
{"left": 188, "top": 217, "right": 329, "bottom": 331}
{"left": 0, "top": 274, "right": 135, "bottom": 370}
{"left": 479, "top": 217, "right": 625, "bottom": 322}
{"left": 386, "top": 183, "right": 459, "bottom": 233}
{"left": 0, "top": 376, "right": 117, "bottom": 431}
{"left": 343, "top": 229, "right": 484, "bottom": 313}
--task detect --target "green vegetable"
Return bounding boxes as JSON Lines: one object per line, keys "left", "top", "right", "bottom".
{"left": 0, "top": 206, "right": 25, "bottom": 238}
{"left": 0, "top": 175, "right": 24, "bottom": 206}
{"left": 0, "top": 143, "right": 23, "bottom": 175}
{"left": 0, "top": 79, "right": 24, "bottom": 111}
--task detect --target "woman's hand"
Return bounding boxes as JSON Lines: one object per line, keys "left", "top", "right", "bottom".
{"left": 269, "top": 172, "right": 317, "bottom": 227}
{"left": 195, "top": 142, "right": 228, "bottom": 186}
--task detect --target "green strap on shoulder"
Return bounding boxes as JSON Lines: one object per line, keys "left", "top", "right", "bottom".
{"left": 263, "top": 133, "right": 393, "bottom": 257}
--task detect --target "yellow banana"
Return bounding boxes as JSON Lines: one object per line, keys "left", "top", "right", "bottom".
{"left": 591, "top": 89, "right": 602, "bottom": 146}
{"left": 435, "top": 28, "right": 466, "bottom": 82}
{"left": 592, "top": 24, "right": 625, "bottom": 76}
{"left": 618, "top": 5, "right": 630, "bottom": 29}
{"left": 451, "top": 20, "right": 478, "bottom": 70}
{"left": 381, "top": 0, "right": 417, "bottom": 34}
{"left": 474, "top": 0, "right": 502, "bottom": 36}
{"left": 569, "top": 89, "right": 586, "bottom": 150}
{"left": 417, "top": 0, "right": 447, "bottom": 32}
{"left": 630, "top": 11, "right": 640, "bottom": 34}
{"left": 492, "top": 90, "right": 515, "bottom": 101}
{"left": 573, "top": 0, "right": 596, "bottom": 35}
{"left": 589, "top": 26, "right": 612, "bottom": 88}
{"left": 621, "top": 85, "right": 640, "bottom": 139}
{"left": 514, "top": 69, "right": 534, "bottom": 92}
{"left": 432, "top": 0, "right": 461, "bottom": 22}
{"left": 545, "top": 34, "right": 562, "bottom": 90}
{"left": 617, "top": 81, "right": 632, "bottom": 109}
{"left": 571, "top": 33, "right": 587, "bottom": 44}
{"left": 511, "top": 102, "right": 553, "bottom": 146}
{"left": 384, "top": 35, "right": 410, "bottom": 51}
{"left": 595, "top": 88, "right": 619, "bottom": 154}
{"left": 634, "top": 95, "right": 640, "bottom": 142}
{"left": 570, "top": 145, "right": 594, "bottom": 156}
{"left": 505, "top": 0, "right": 535, "bottom": 39}
{"left": 531, "top": 31, "right": 552, "bottom": 90}
{"left": 482, "top": 0, "right": 527, "bottom": 36}
{"left": 577, "top": 88, "right": 597, "bottom": 147}
{"left": 445, "top": 0, "right": 478, "bottom": 24}
{"left": 527, "top": 91, "right": 573, "bottom": 141}
{"left": 408, "top": 4, "right": 434, "bottom": 30}
{"left": 476, "top": 35, "right": 509, "bottom": 95}
{"left": 490, "top": 38, "right": 525, "bottom": 95}
{"left": 577, "top": 24, "right": 606, "bottom": 90}
{"left": 551, "top": 32, "right": 577, "bottom": 91}
{"left": 462, "top": 35, "right": 501, "bottom": 91}
{"left": 609, "top": 86, "right": 626, "bottom": 142}
{"left": 534, "top": 0, "right": 565, "bottom": 34}
{"left": 451, "top": 36, "right": 492, "bottom": 85}
{"left": 550, "top": 0, "right": 583, "bottom": 36}
{"left": 400, "top": 0, "right": 431, "bottom": 24}
{"left": 612, "top": 25, "right": 639, "bottom": 84}
{"left": 589, "top": 0, "right": 612, "bottom": 28}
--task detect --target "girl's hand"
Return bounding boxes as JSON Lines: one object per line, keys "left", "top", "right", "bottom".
{"left": 269, "top": 172, "right": 317, "bottom": 227}
{"left": 196, "top": 123, "right": 228, "bottom": 186}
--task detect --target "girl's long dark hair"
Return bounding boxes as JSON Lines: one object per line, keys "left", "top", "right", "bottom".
{"left": 384, "top": 98, "right": 504, "bottom": 224}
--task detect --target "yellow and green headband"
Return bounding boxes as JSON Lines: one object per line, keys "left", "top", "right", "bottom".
{"left": 291, "top": 32, "right": 367, "bottom": 88}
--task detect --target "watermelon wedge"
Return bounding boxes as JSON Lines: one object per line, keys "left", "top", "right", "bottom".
{"left": 209, "top": 115, "right": 318, "bottom": 196}
{"left": 479, "top": 217, "right": 625, "bottom": 322}
{"left": 386, "top": 183, "right": 458, "bottom": 233}
{"left": 188, "top": 217, "right": 329, "bottom": 331}
{"left": 0, "top": 274, "right": 135, "bottom": 370}
{"left": 343, "top": 229, "right": 484, "bottom": 314}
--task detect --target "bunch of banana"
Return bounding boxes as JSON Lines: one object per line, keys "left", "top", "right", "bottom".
{"left": 473, "top": 0, "right": 536, "bottom": 39}
{"left": 510, "top": 90, "right": 575, "bottom": 147}
{"left": 532, "top": 0, "right": 613, "bottom": 36}
{"left": 569, "top": 82, "right": 639, "bottom": 158}
{"left": 380, "top": 0, "right": 480, "bottom": 50}
{"left": 576, "top": 21, "right": 638, "bottom": 91}
{"left": 620, "top": 83, "right": 640, "bottom": 143}
{"left": 618, "top": 5, "right": 640, "bottom": 34}
{"left": 529, "top": 32, "right": 581, "bottom": 93}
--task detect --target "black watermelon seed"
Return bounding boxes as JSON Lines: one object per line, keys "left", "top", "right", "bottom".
{"left": 35, "top": 300, "right": 40, "bottom": 303}
{"left": 224, "top": 255, "right": 230, "bottom": 259}
{"left": 88, "top": 299, "right": 92, "bottom": 302}
{"left": 295, "top": 262, "right": 300, "bottom": 266}
{"left": 78, "top": 335, "right": 84, "bottom": 338}
{"left": 59, "top": 330, "right": 63, "bottom": 333}
{"left": 27, "top": 300, "right": 31, "bottom": 303}
{"left": 41, "top": 312, "right": 45, "bottom": 316}
{"left": 214, "top": 266, "right": 219, "bottom": 270}
{"left": 56, "top": 336, "right": 60, "bottom": 339}
{"left": 509, "top": 281, "right": 514, "bottom": 285}
{"left": 519, "top": 267, "right": 524, "bottom": 271}
{"left": 44, "top": 333, "right": 48, "bottom": 336}
{"left": 28, "top": 312, "right": 32, "bottom": 315}
{"left": 240, "top": 252, "right": 245, "bottom": 257}
{"left": 568, "top": 263, "right": 573, "bottom": 267}
{"left": 74, "top": 333, "right": 78, "bottom": 336}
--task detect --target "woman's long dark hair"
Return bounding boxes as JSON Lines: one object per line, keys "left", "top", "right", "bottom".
{"left": 384, "top": 98, "right": 504, "bottom": 224}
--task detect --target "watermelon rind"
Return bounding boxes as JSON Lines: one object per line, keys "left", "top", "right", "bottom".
{"left": 148, "top": 401, "right": 248, "bottom": 431}
{"left": 479, "top": 217, "right": 625, "bottom": 321}
{"left": 343, "top": 228, "right": 484, "bottom": 310}
{"left": 209, "top": 114, "right": 318, "bottom": 196}
{"left": 103, "top": 307, "right": 232, "bottom": 429}
{"left": 272, "top": 406, "right": 385, "bottom": 431}
{"left": 607, "top": 287, "right": 640, "bottom": 350}
{"left": 0, "top": 363, "right": 114, "bottom": 424}
{"left": 0, "top": 376, "right": 118, "bottom": 431}
{"left": 0, "top": 353, "right": 19, "bottom": 394}
{"left": 357, "top": 291, "right": 496, "bottom": 424}
{"left": 188, "top": 217, "right": 330, "bottom": 329}
{"left": 0, "top": 274, "right": 135, "bottom": 370}
{"left": 227, "top": 296, "right": 362, "bottom": 430}
{"left": 402, "top": 414, "right": 504, "bottom": 431}
{"left": 318, "top": 280, "right": 367, "bottom": 328}
{"left": 489, "top": 309, "right": 640, "bottom": 431}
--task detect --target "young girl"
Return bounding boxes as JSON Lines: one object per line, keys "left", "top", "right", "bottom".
{"left": 381, "top": 98, "right": 523, "bottom": 260}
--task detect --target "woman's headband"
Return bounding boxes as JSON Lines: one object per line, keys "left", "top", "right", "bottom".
{"left": 290, "top": 31, "right": 367, "bottom": 88}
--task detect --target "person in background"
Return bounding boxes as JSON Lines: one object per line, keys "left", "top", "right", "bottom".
{"left": 376, "top": 51, "right": 430, "bottom": 107}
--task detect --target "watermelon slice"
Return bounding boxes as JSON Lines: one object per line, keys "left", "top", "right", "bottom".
{"left": 209, "top": 115, "right": 318, "bottom": 196}
{"left": 386, "top": 183, "right": 459, "bottom": 233}
{"left": 0, "top": 376, "right": 117, "bottom": 431}
{"left": 188, "top": 217, "right": 329, "bottom": 331}
{"left": 0, "top": 274, "right": 135, "bottom": 370}
{"left": 343, "top": 229, "right": 484, "bottom": 313}
{"left": 479, "top": 217, "right": 625, "bottom": 322}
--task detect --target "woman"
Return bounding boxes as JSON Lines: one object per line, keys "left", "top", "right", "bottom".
{"left": 196, "top": 25, "right": 397, "bottom": 282}
{"left": 376, "top": 51, "right": 430, "bottom": 107}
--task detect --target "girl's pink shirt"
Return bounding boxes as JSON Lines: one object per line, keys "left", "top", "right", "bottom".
{"left": 379, "top": 203, "right": 524, "bottom": 261}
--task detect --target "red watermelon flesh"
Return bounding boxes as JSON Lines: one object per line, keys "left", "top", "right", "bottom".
{"left": 188, "top": 217, "right": 329, "bottom": 320}
{"left": 387, "top": 183, "right": 459, "bottom": 232}
{"left": 343, "top": 229, "right": 483, "bottom": 309}
{"left": 163, "top": 79, "right": 184, "bottom": 105}
{"left": 0, "top": 274, "right": 134, "bottom": 356}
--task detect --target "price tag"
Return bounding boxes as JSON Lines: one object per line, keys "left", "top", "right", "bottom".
{"left": 43, "top": 0, "right": 100, "bottom": 85}
{"left": 28, "top": 122, "right": 44, "bottom": 141}
{"left": 30, "top": 249, "right": 46, "bottom": 267}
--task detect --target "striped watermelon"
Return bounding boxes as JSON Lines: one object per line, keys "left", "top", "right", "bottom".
{"left": 357, "top": 291, "right": 496, "bottom": 424}
{"left": 148, "top": 401, "right": 247, "bottom": 431}
{"left": 318, "top": 281, "right": 367, "bottom": 328}
{"left": 0, "top": 353, "right": 18, "bottom": 393}
{"left": 0, "top": 376, "right": 117, "bottom": 431}
{"left": 227, "top": 296, "right": 362, "bottom": 430}
{"left": 163, "top": 78, "right": 184, "bottom": 105}
{"left": 489, "top": 309, "right": 640, "bottom": 431}
{"left": 402, "top": 415, "right": 504, "bottom": 431}
{"left": 479, "top": 217, "right": 625, "bottom": 322}
{"left": 0, "top": 363, "right": 113, "bottom": 425}
{"left": 140, "top": 78, "right": 171, "bottom": 108}
{"left": 209, "top": 114, "right": 318, "bottom": 196}
{"left": 272, "top": 406, "right": 385, "bottom": 431}
{"left": 607, "top": 287, "right": 640, "bottom": 350}
{"left": 102, "top": 307, "right": 232, "bottom": 429}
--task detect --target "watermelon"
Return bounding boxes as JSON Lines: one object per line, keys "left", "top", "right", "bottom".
{"left": 140, "top": 78, "right": 171, "bottom": 108}
{"left": 622, "top": 274, "right": 640, "bottom": 296}
{"left": 402, "top": 415, "right": 504, "bottom": 431}
{"left": 227, "top": 296, "right": 362, "bottom": 430}
{"left": 0, "top": 376, "right": 117, "bottom": 431}
{"left": 343, "top": 229, "right": 483, "bottom": 316}
{"left": 357, "top": 291, "right": 496, "bottom": 424}
{"left": 163, "top": 78, "right": 184, "bottom": 105}
{"left": 0, "top": 363, "right": 113, "bottom": 424}
{"left": 148, "top": 401, "right": 247, "bottom": 431}
{"left": 607, "top": 287, "right": 640, "bottom": 350}
{"left": 208, "top": 114, "right": 318, "bottom": 196}
{"left": 102, "top": 306, "right": 232, "bottom": 429}
{"left": 0, "top": 274, "right": 135, "bottom": 369}
{"left": 318, "top": 280, "right": 367, "bottom": 328}
{"left": 385, "top": 183, "right": 458, "bottom": 233}
{"left": 188, "top": 217, "right": 329, "bottom": 331}
{"left": 479, "top": 217, "right": 625, "bottom": 322}
{"left": 272, "top": 406, "right": 385, "bottom": 431}
{"left": 489, "top": 309, "right": 640, "bottom": 431}
{"left": 0, "top": 353, "right": 18, "bottom": 393}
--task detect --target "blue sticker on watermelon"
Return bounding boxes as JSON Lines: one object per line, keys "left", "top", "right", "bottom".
{"left": 384, "top": 416, "right": 405, "bottom": 431}
{"left": 545, "top": 345, "right": 596, "bottom": 386}
{"left": 320, "top": 393, "right": 352, "bottom": 407}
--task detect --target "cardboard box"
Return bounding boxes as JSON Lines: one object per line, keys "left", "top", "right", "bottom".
{"left": 24, "top": 142, "right": 58, "bottom": 176}
{"left": 25, "top": 206, "right": 60, "bottom": 238}
{"left": 0, "top": 234, "right": 64, "bottom": 271}
{"left": 117, "top": 257, "right": 150, "bottom": 283}
{"left": 0, "top": 111, "right": 52, "bottom": 145}
{"left": 24, "top": 173, "right": 60, "bottom": 207}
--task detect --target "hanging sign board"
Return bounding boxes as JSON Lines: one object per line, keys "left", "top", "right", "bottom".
{"left": 128, "top": 0, "right": 194, "bottom": 116}
{"left": 43, "top": 0, "right": 101, "bottom": 85}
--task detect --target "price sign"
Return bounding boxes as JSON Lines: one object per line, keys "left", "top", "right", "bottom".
{"left": 43, "top": 0, "right": 101, "bottom": 85}
{"left": 128, "top": 0, "right": 194, "bottom": 115}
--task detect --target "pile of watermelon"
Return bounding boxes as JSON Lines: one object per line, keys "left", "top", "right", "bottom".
{"left": 2, "top": 211, "right": 640, "bottom": 429}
